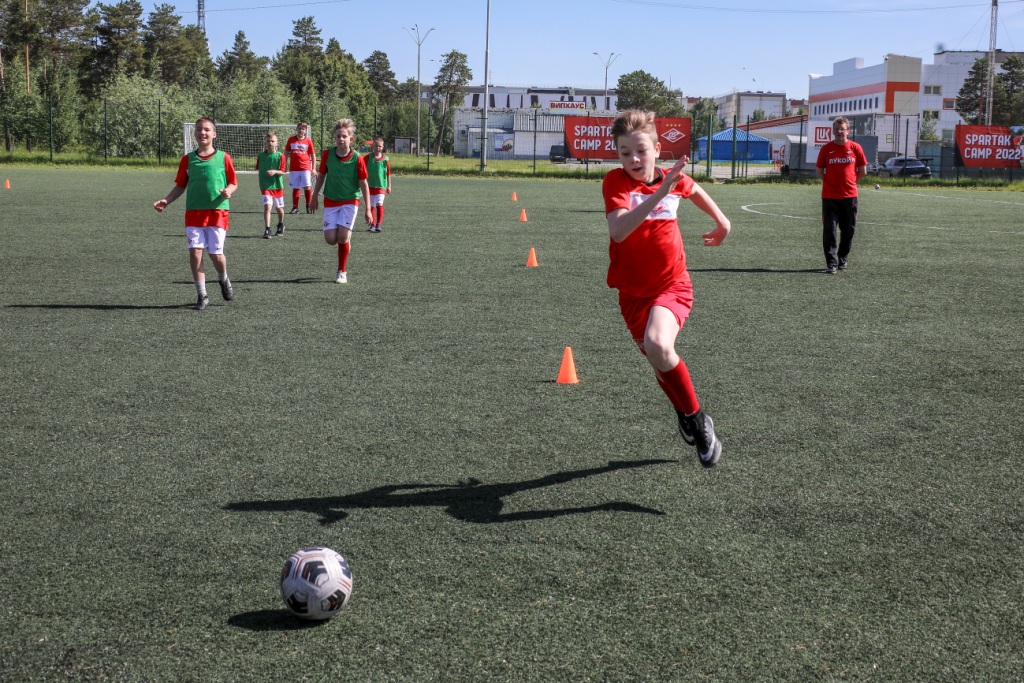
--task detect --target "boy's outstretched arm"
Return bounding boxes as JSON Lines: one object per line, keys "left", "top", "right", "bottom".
{"left": 606, "top": 157, "right": 688, "bottom": 243}
{"left": 153, "top": 185, "right": 185, "bottom": 212}
{"left": 689, "top": 184, "right": 731, "bottom": 246}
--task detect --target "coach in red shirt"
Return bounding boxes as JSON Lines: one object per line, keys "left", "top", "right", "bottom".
{"left": 816, "top": 116, "right": 868, "bottom": 275}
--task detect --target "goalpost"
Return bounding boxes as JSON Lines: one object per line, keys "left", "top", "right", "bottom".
{"left": 182, "top": 122, "right": 301, "bottom": 174}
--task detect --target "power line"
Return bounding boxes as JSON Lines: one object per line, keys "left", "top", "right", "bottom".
{"left": 609, "top": 0, "right": 1024, "bottom": 14}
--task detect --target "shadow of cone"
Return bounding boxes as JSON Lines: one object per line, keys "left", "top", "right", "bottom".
{"left": 519, "top": 209, "right": 528, "bottom": 222}
{"left": 556, "top": 347, "right": 578, "bottom": 384}
{"left": 526, "top": 247, "right": 538, "bottom": 267}
{"left": 512, "top": 191, "right": 518, "bottom": 202}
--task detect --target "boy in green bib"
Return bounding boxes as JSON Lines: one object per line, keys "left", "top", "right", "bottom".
{"left": 154, "top": 117, "right": 238, "bottom": 310}
{"left": 257, "top": 131, "right": 287, "bottom": 238}
{"left": 310, "top": 119, "right": 371, "bottom": 284}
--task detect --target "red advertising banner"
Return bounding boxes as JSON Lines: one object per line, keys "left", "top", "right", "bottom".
{"left": 955, "top": 124, "right": 1024, "bottom": 168}
{"left": 563, "top": 116, "right": 692, "bottom": 161}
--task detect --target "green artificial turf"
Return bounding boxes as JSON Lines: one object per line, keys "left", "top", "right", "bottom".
{"left": 1, "top": 168, "right": 1022, "bottom": 680}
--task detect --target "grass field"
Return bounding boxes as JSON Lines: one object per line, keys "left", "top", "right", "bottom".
{"left": 1, "top": 167, "right": 1023, "bottom": 681}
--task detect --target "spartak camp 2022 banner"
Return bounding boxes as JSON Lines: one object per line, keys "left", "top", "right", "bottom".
{"left": 955, "top": 124, "right": 1024, "bottom": 168}
{"left": 563, "top": 116, "right": 692, "bottom": 161}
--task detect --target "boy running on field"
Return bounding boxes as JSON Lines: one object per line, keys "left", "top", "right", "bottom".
{"left": 310, "top": 119, "right": 372, "bottom": 284}
{"left": 285, "top": 122, "right": 317, "bottom": 214}
{"left": 603, "top": 109, "right": 731, "bottom": 467}
{"left": 364, "top": 137, "right": 391, "bottom": 232}
{"left": 153, "top": 117, "right": 237, "bottom": 311}
{"left": 257, "top": 132, "right": 287, "bottom": 238}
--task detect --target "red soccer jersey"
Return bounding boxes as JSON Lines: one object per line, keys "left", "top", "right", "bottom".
{"left": 817, "top": 140, "right": 867, "bottom": 199}
{"left": 174, "top": 151, "right": 237, "bottom": 229}
{"left": 602, "top": 167, "right": 695, "bottom": 299}
{"left": 286, "top": 135, "right": 316, "bottom": 172}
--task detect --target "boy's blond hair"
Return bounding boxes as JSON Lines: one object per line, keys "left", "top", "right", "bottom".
{"left": 195, "top": 116, "right": 216, "bottom": 131}
{"left": 333, "top": 118, "right": 356, "bottom": 137}
{"left": 610, "top": 109, "right": 656, "bottom": 146}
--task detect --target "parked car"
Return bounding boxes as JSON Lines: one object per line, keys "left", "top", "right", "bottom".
{"left": 877, "top": 157, "right": 932, "bottom": 179}
{"left": 549, "top": 144, "right": 569, "bottom": 163}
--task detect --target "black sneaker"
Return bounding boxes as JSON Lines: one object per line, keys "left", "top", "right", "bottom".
{"left": 837, "top": 259, "right": 848, "bottom": 271}
{"left": 289, "top": 207, "right": 299, "bottom": 215}
{"left": 276, "top": 223, "right": 285, "bottom": 236}
{"left": 825, "top": 266, "right": 837, "bottom": 275}
{"left": 677, "top": 409, "right": 722, "bottom": 468}
{"left": 195, "top": 294, "right": 209, "bottom": 311}
{"left": 219, "top": 278, "right": 234, "bottom": 301}
{"left": 263, "top": 227, "right": 272, "bottom": 239}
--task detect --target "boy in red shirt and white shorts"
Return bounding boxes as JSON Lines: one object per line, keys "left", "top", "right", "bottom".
{"left": 603, "top": 110, "right": 731, "bottom": 467}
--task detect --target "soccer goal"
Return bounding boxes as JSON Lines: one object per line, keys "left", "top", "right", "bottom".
{"left": 182, "top": 122, "right": 300, "bottom": 174}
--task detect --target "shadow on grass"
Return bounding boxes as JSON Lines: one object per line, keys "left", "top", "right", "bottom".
{"left": 228, "top": 609, "right": 327, "bottom": 632}
{"left": 7, "top": 303, "right": 194, "bottom": 311}
{"left": 689, "top": 267, "right": 823, "bottom": 274}
{"left": 224, "top": 459, "right": 674, "bottom": 525}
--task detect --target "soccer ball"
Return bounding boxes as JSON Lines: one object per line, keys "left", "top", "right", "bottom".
{"left": 874, "top": 183, "right": 880, "bottom": 189}
{"left": 280, "top": 547, "right": 353, "bottom": 620}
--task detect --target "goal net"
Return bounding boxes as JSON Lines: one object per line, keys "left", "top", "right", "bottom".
{"left": 182, "top": 123, "right": 303, "bottom": 174}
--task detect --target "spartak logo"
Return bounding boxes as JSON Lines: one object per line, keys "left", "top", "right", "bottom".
{"left": 661, "top": 128, "right": 686, "bottom": 143}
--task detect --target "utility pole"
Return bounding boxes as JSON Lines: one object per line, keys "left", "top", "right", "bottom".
{"left": 197, "top": 0, "right": 206, "bottom": 35}
{"left": 405, "top": 24, "right": 434, "bottom": 157}
{"left": 985, "top": 0, "right": 998, "bottom": 125}
{"left": 480, "top": 0, "right": 491, "bottom": 171}
{"left": 593, "top": 52, "right": 620, "bottom": 105}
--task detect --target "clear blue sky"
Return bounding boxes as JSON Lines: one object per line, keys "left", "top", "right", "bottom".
{"left": 157, "top": 0, "right": 1024, "bottom": 99}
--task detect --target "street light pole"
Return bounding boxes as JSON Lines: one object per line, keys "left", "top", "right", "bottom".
{"left": 405, "top": 24, "right": 434, "bottom": 156}
{"left": 593, "top": 52, "right": 620, "bottom": 107}
{"left": 480, "top": 0, "right": 491, "bottom": 171}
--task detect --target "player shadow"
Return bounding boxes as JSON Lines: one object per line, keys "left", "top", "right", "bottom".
{"left": 688, "top": 267, "right": 823, "bottom": 274}
{"left": 6, "top": 303, "right": 194, "bottom": 311}
{"left": 228, "top": 609, "right": 327, "bottom": 632}
{"left": 170, "top": 277, "right": 322, "bottom": 285}
{"left": 223, "top": 459, "right": 673, "bottom": 525}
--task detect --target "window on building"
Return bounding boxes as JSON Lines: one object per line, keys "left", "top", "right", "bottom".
{"left": 924, "top": 85, "right": 942, "bottom": 95}
{"left": 530, "top": 95, "right": 539, "bottom": 106}
{"left": 875, "top": 97, "right": 879, "bottom": 108}
{"left": 923, "top": 110, "right": 939, "bottom": 120}
{"left": 472, "top": 94, "right": 479, "bottom": 107}
{"left": 942, "top": 98, "right": 956, "bottom": 110}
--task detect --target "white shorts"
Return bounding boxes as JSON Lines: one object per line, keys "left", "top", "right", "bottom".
{"left": 186, "top": 226, "right": 227, "bottom": 255}
{"left": 262, "top": 195, "right": 284, "bottom": 208}
{"left": 289, "top": 170, "right": 312, "bottom": 189}
{"left": 323, "top": 204, "right": 358, "bottom": 232}
{"left": 368, "top": 193, "right": 386, "bottom": 208}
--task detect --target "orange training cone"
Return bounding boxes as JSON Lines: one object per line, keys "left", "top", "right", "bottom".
{"left": 556, "top": 347, "right": 579, "bottom": 384}
{"left": 3, "top": 179, "right": 9, "bottom": 189}
{"left": 512, "top": 191, "right": 518, "bottom": 202}
{"left": 519, "top": 208, "right": 528, "bottom": 222}
{"left": 526, "top": 247, "right": 539, "bottom": 267}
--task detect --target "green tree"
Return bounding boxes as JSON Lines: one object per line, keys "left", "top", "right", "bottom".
{"left": 956, "top": 57, "right": 1008, "bottom": 125}
{"left": 614, "top": 70, "right": 684, "bottom": 116}
{"left": 998, "top": 54, "right": 1024, "bottom": 124}
{"left": 751, "top": 109, "right": 767, "bottom": 122}
{"left": 430, "top": 50, "right": 471, "bottom": 154}
{"left": 143, "top": 5, "right": 212, "bottom": 87}
{"left": 84, "top": 0, "right": 146, "bottom": 96}
{"left": 688, "top": 97, "right": 719, "bottom": 141}
{"left": 82, "top": 72, "right": 191, "bottom": 157}
{"left": 216, "top": 31, "right": 267, "bottom": 83}
{"left": 272, "top": 16, "right": 322, "bottom": 97}
{"left": 363, "top": 50, "right": 397, "bottom": 105}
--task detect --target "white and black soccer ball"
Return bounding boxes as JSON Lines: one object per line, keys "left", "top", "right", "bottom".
{"left": 874, "top": 183, "right": 880, "bottom": 190}
{"left": 280, "top": 547, "right": 353, "bottom": 620}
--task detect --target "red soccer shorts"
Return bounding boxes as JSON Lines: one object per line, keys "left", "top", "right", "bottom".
{"left": 618, "top": 280, "right": 694, "bottom": 353}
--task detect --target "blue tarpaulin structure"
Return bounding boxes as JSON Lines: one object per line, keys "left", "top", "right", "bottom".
{"left": 696, "top": 128, "right": 772, "bottom": 162}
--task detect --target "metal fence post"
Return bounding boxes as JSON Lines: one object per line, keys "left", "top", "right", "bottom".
{"left": 158, "top": 99, "right": 162, "bottom": 164}
{"left": 48, "top": 95, "right": 53, "bottom": 162}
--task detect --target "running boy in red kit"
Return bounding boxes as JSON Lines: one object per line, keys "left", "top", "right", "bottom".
{"left": 603, "top": 110, "right": 731, "bottom": 467}
{"left": 153, "top": 117, "right": 237, "bottom": 311}
{"left": 364, "top": 137, "right": 391, "bottom": 232}
{"left": 285, "top": 122, "right": 317, "bottom": 214}
{"left": 310, "top": 119, "right": 371, "bottom": 284}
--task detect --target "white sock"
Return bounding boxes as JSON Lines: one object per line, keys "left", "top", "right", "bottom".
{"left": 195, "top": 280, "right": 207, "bottom": 296}
{"left": 219, "top": 271, "right": 229, "bottom": 282}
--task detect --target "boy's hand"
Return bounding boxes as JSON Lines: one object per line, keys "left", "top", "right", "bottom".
{"left": 663, "top": 155, "right": 689, "bottom": 186}
{"left": 153, "top": 199, "right": 167, "bottom": 212}
{"left": 219, "top": 188, "right": 232, "bottom": 199}
{"left": 309, "top": 197, "right": 319, "bottom": 212}
{"left": 702, "top": 223, "right": 731, "bottom": 246}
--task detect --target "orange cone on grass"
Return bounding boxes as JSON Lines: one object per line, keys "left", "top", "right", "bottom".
{"left": 519, "top": 208, "right": 528, "bottom": 222}
{"left": 3, "top": 179, "right": 9, "bottom": 189}
{"left": 556, "top": 347, "right": 579, "bottom": 384}
{"left": 512, "top": 191, "right": 518, "bottom": 202}
{"left": 526, "top": 247, "right": 539, "bottom": 267}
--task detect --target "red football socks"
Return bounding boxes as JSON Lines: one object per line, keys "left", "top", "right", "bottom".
{"left": 338, "top": 242, "right": 350, "bottom": 271}
{"left": 655, "top": 359, "right": 700, "bottom": 415}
